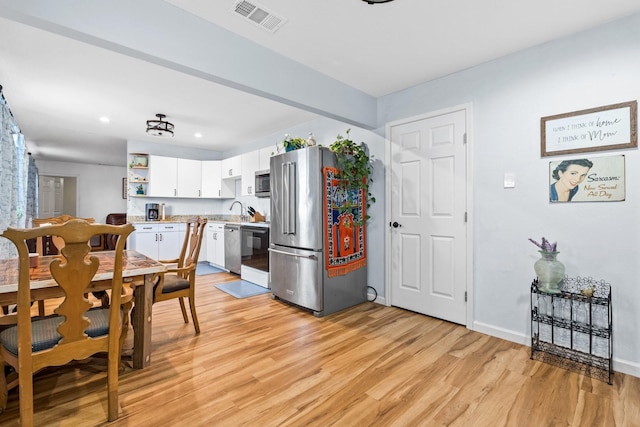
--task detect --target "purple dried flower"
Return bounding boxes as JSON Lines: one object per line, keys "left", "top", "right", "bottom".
{"left": 529, "top": 237, "right": 558, "bottom": 253}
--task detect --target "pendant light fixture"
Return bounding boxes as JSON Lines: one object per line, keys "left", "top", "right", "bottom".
{"left": 146, "top": 113, "right": 174, "bottom": 137}
{"left": 361, "top": 0, "right": 395, "bottom": 4}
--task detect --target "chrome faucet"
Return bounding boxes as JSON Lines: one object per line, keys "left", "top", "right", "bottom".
{"left": 229, "top": 201, "right": 246, "bottom": 222}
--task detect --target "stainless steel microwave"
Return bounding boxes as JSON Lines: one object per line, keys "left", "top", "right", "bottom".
{"left": 255, "top": 169, "right": 270, "bottom": 197}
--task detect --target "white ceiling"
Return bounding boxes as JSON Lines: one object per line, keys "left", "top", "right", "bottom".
{"left": 1, "top": 0, "right": 639, "bottom": 166}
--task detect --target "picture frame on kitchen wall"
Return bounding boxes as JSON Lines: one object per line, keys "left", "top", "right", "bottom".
{"left": 122, "top": 177, "right": 127, "bottom": 199}
{"left": 541, "top": 101, "right": 637, "bottom": 157}
{"left": 549, "top": 155, "right": 625, "bottom": 203}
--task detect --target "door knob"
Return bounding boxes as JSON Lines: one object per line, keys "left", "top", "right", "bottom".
{"left": 390, "top": 221, "right": 401, "bottom": 228}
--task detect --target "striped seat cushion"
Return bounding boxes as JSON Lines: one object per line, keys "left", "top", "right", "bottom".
{"left": 0, "top": 308, "right": 112, "bottom": 356}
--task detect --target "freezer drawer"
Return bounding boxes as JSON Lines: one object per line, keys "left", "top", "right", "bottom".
{"left": 269, "top": 246, "right": 322, "bottom": 312}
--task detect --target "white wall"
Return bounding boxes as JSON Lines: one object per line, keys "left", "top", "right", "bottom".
{"left": 379, "top": 13, "right": 640, "bottom": 375}
{"left": 36, "top": 160, "right": 127, "bottom": 222}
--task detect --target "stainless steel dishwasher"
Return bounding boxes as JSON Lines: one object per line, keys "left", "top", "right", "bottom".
{"left": 224, "top": 224, "right": 241, "bottom": 274}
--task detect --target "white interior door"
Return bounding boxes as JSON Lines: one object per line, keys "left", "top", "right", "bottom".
{"left": 38, "top": 175, "right": 63, "bottom": 218}
{"left": 389, "top": 108, "right": 468, "bottom": 325}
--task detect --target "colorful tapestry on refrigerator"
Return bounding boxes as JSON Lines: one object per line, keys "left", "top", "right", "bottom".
{"left": 323, "top": 167, "right": 367, "bottom": 277}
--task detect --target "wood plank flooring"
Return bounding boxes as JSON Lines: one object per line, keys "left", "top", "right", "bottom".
{"left": 0, "top": 272, "right": 638, "bottom": 426}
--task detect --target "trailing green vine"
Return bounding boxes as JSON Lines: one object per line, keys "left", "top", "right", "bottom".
{"left": 329, "top": 129, "right": 375, "bottom": 221}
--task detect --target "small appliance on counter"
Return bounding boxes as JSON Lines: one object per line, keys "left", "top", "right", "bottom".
{"left": 145, "top": 203, "right": 159, "bottom": 221}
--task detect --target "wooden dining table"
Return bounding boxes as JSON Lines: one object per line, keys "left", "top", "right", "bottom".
{"left": 0, "top": 250, "right": 166, "bottom": 369}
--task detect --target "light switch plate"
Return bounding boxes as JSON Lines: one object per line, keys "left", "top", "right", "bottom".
{"left": 504, "top": 172, "right": 515, "bottom": 188}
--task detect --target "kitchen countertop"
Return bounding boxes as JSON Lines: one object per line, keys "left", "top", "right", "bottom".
{"left": 128, "top": 214, "right": 269, "bottom": 226}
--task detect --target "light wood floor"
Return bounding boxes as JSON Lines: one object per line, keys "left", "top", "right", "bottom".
{"left": 0, "top": 272, "right": 638, "bottom": 427}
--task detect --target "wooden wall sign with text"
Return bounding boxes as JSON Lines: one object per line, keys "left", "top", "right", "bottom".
{"left": 541, "top": 101, "right": 637, "bottom": 157}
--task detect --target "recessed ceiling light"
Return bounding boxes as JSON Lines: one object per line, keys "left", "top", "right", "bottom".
{"left": 99, "top": 116, "right": 110, "bottom": 123}
{"left": 194, "top": 133, "right": 203, "bottom": 138}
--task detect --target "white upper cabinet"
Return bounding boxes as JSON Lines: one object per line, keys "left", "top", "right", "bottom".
{"left": 148, "top": 156, "right": 202, "bottom": 198}
{"left": 259, "top": 146, "right": 275, "bottom": 171}
{"left": 201, "top": 160, "right": 221, "bottom": 198}
{"left": 202, "top": 160, "right": 236, "bottom": 198}
{"left": 221, "top": 155, "right": 242, "bottom": 179}
{"left": 177, "top": 158, "right": 202, "bottom": 197}
{"left": 241, "top": 151, "right": 260, "bottom": 196}
{"left": 148, "top": 155, "right": 177, "bottom": 197}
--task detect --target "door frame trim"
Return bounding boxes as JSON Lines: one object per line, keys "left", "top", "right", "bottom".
{"left": 384, "top": 102, "right": 474, "bottom": 329}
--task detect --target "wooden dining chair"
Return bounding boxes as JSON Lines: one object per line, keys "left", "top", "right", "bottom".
{"left": 152, "top": 217, "right": 207, "bottom": 335}
{"left": 0, "top": 220, "right": 135, "bottom": 425}
{"left": 32, "top": 215, "right": 96, "bottom": 256}
{"left": 30, "top": 216, "right": 109, "bottom": 315}
{"left": 105, "top": 213, "right": 127, "bottom": 250}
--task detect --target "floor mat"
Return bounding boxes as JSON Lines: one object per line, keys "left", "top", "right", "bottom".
{"left": 196, "top": 262, "right": 226, "bottom": 276}
{"left": 215, "top": 280, "right": 270, "bottom": 298}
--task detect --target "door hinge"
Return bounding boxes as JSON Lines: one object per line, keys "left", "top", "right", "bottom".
{"left": 463, "top": 133, "right": 467, "bottom": 144}
{"left": 465, "top": 291, "right": 467, "bottom": 302}
{"left": 464, "top": 212, "right": 468, "bottom": 222}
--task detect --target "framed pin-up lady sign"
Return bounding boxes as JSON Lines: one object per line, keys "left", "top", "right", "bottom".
{"left": 549, "top": 155, "right": 625, "bottom": 203}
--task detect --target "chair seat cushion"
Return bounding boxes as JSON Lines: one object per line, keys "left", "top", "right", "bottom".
{"left": 0, "top": 308, "right": 112, "bottom": 357}
{"left": 158, "top": 274, "right": 190, "bottom": 294}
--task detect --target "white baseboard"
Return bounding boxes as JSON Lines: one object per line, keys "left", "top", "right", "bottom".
{"left": 472, "top": 321, "right": 529, "bottom": 346}
{"left": 472, "top": 321, "right": 640, "bottom": 379}
{"left": 368, "top": 292, "right": 386, "bottom": 305}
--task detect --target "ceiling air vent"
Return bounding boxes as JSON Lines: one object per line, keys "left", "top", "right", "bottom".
{"left": 232, "top": 0, "right": 287, "bottom": 33}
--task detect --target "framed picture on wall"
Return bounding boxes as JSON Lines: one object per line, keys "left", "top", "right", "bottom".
{"left": 122, "top": 178, "right": 127, "bottom": 199}
{"left": 541, "top": 101, "right": 637, "bottom": 157}
{"left": 549, "top": 155, "right": 625, "bottom": 203}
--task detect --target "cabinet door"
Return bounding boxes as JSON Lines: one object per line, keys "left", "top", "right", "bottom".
{"left": 241, "top": 151, "right": 260, "bottom": 196}
{"left": 177, "top": 158, "right": 202, "bottom": 197}
{"left": 221, "top": 155, "right": 242, "bottom": 179}
{"left": 214, "top": 225, "right": 225, "bottom": 267}
{"left": 259, "top": 146, "right": 274, "bottom": 171}
{"left": 158, "top": 224, "right": 184, "bottom": 260}
{"left": 205, "top": 224, "right": 225, "bottom": 267}
{"left": 205, "top": 224, "right": 216, "bottom": 263}
{"left": 148, "top": 155, "right": 177, "bottom": 197}
{"left": 201, "top": 161, "right": 222, "bottom": 198}
{"left": 130, "top": 225, "right": 160, "bottom": 259}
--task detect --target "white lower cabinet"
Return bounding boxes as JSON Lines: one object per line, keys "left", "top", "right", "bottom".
{"left": 206, "top": 223, "right": 225, "bottom": 268}
{"left": 129, "top": 222, "right": 185, "bottom": 261}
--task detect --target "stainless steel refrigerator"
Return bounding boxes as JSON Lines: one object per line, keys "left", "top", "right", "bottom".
{"left": 269, "top": 146, "right": 367, "bottom": 316}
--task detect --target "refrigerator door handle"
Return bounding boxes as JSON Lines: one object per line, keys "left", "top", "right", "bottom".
{"left": 282, "top": 162, "right": 289, "bottom": 234}
{"left": 268, "top": 247, "right": 317, "bottom": 260}
{"left": 282, "top": 161, "right": 296, "bottom": 235}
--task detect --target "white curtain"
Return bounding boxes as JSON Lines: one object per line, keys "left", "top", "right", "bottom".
{"left": 27, "top": 152, "right": 39, "bottom": 223}
{"left": 0, "top": 94, "right": 29, "bottom": 258}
